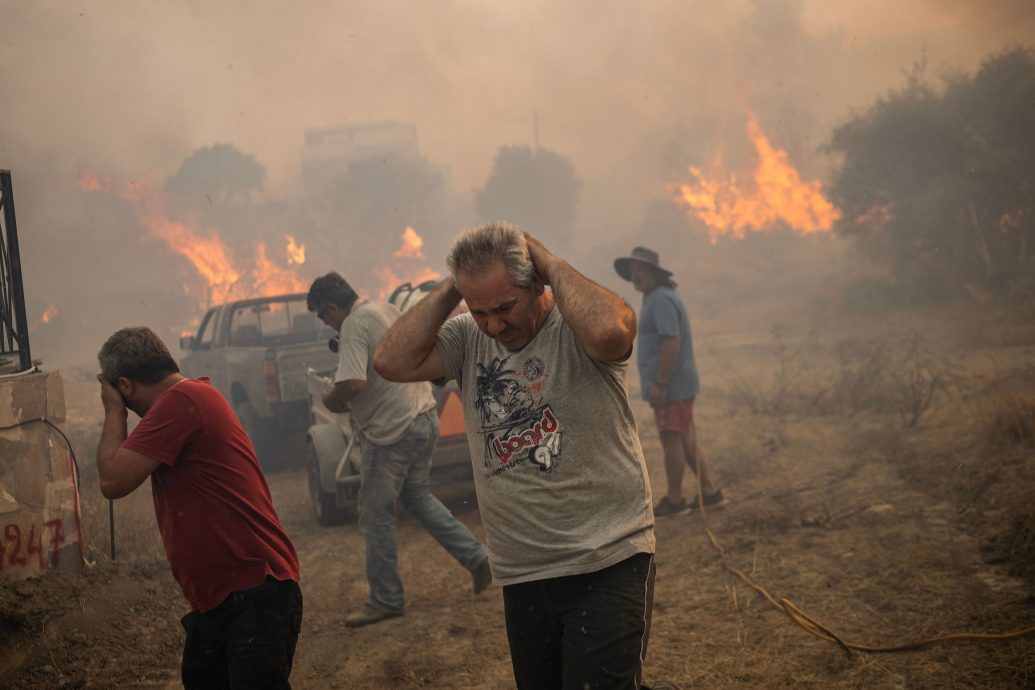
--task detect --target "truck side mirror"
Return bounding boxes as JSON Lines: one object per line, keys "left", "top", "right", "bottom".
{"left": 180, "top": 335, "right": 196, "bottom": 350}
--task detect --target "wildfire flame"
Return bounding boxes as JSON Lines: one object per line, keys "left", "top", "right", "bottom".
{"left": 78, "top": 165, "right": 308, "bottom": 308}
{"left": 252, "top": 242, "right": 308, "bottom": 295}
{"left": 394, "top": 226, "right": 426, "bottom": 259}
{"left": 377, "top": 227, "right": 440, "bottom": 298}
{"left": 286, "top": 234, "right": 306, "bottom": 265}
{"left": 672, "top": 113, "right": 841, "bottom": 243}
{"left": 40, "top": 304, "right": 58, "bottom": 324}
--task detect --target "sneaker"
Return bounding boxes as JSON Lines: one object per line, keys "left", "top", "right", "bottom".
{"left": 653, "top": 496, "right": 690, "bottom": 517}
{"left": 345, "top": 603, "right": 403, "bottom": 628}
{"left": 471, "top": 557, "right": 492, "bottom": 595}
{"left": 687, "top": 489, "right": 726, "bottom": 512}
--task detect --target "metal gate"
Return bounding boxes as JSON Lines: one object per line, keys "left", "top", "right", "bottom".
{"left": 0, "top": 170, "right": 32, "bottom": 373}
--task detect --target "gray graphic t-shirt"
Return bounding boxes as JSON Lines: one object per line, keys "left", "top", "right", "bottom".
{"left": 436, "top": 307, "right": 655, "bottom": 586}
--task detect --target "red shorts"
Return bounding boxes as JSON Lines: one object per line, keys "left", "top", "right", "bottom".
{"left": 654, "top": 398, "right": 695, "bottom": 433}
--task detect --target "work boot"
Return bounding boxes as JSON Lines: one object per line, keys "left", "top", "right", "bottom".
{"left": 472, "top": 557, "right": 492, "bottom": 595}
{"left": 345, "top": 603, "right": 403, "bottom": 628}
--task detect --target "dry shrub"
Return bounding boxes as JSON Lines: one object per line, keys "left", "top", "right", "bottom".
{"left": 717, "top": 325, "right": 828, "bottom": 417}
{"left": 981, "top": 393, "right": 1035, "bottom": 580}
{"left": 887, "top": 335, "right": 952, "bottom": 428}
{"left": 827, "top": 339, "right": 894, "bottom": 415}
{"left": 719, "top": 329, "right": 952, "bottom": 428}
{"left": 985, "top": 392, "right": 1035, "bottom": 450}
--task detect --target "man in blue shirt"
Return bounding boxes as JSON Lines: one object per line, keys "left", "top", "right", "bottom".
{"left": 615, "top": 247, "right": 725, "bottom": 517}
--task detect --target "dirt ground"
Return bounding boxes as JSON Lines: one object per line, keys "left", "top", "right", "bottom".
{"left": 2, "top": 299, "right": 1035, "bottom": 689}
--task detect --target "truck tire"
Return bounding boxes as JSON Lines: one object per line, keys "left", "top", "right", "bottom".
{"left": 236, "top": 401, "right": 282, "bottom": 471}
{"left": 307, "top": 439, "right": 350, "bottom": 526}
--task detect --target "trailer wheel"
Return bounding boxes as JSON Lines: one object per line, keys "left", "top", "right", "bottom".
{"left": 307, "top": 439, "right": 349, "bottom": 526}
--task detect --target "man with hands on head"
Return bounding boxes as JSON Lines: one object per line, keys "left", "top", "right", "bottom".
{"left": 95, "top": 326, "right": 301, "bottom": 690}
{"left": 374, "top": 222, "right": 664, "bottom": 690}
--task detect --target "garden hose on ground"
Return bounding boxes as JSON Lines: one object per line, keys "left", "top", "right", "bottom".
{"left": 687, "top": 427, "right": 1035, "bottom": 653}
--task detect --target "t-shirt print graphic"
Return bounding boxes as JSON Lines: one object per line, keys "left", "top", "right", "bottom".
{"left": 474, "top": 354, "right": 562, "bottom": 475}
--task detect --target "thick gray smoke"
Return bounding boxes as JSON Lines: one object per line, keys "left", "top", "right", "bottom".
{"left": 1, "top": 0, "right": 1032, "bottom": 365}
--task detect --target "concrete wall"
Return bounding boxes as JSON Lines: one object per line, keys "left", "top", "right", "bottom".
{"left": 0, "top": 369, "right": 83, "bottom": 580}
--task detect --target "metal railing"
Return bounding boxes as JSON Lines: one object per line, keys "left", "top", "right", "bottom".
{"left": 0, "top": 170, "right": 32, "bottom": 373}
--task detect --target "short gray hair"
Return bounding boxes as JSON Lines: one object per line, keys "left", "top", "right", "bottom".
{"left": 446, "top": 221, "right": 537, "bottom": 288}
{"left": 98, "top": 326, "right": 180, "bottom": 385}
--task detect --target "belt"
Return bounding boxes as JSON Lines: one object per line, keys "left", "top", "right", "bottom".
{"left": 220, "top": 577, "right": 281, "bottom": 609}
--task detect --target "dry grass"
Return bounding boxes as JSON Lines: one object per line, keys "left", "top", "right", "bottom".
{"left": 713, "top": 327, "right": 954, "bottom": 430}
{"left": 7, "top": 302, "right": 1035, "bottom": 689}
{"left": 986, "top": 392, "right": 1035, "bottom": 451}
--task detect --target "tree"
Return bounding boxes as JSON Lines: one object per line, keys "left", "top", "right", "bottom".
{"left": 331, "top": 152, "right": 444, "bottom": 233}
{"left": 164, "top": 143, "right": 266, "bottom": 204}
{"left": 827, "top": 47, "right": 1035, "bottom": 302}
{"left": 475, "top": 146, "right": 581, "bottom": 249}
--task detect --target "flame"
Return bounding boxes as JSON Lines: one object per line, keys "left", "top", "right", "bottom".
{"left": 286, "top": 234, "right": 306, "bottom": 264}
{"left": 672, "top": 113, "right": 841, "bottom": 243}
{"left": 79, "top": 164, "right": 308, "bottom": 309}
{"left": 40, "top": 304, "right": 58, "bottom": 324}
{"left": 375, "top": 266, "right": 441, "bottom": 299}
{"left": 252, "top": 242, "right": 309, "bottom": 295}
{"left": 374, "top": 227, "right": 440, "bottom": 298}
{"left": 394, "top": 226, "right": 426, "bottom": 259}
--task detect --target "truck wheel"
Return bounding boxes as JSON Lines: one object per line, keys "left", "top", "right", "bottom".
{"left": 307, "top": 440, "right": 349, "bottom": 526}
{"left": 236, "top": 402, "right": 282, "bottom": 471}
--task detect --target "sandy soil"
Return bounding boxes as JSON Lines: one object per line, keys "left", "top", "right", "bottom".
{"left": 2, "top": 302, "right": 1034, "bottom": 689}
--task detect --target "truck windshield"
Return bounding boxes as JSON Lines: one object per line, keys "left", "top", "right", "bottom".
{"left": 229, "top": 298, "right": 331, "bottom": 346}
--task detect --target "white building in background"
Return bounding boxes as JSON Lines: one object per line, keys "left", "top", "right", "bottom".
{"left": 300, "top": 121, "right": 419, "bottom": 196}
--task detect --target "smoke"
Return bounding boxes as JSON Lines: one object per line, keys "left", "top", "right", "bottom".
{"left": 1, "top": 0, "right": 1031, "bottom": 365}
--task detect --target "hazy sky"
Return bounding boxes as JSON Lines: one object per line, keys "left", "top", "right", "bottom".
{"left": 3, "top": 0, "right": 1032, "bottom": 190}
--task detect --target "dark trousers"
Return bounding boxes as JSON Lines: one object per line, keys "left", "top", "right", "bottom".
{"left": 181, "top": 579, "right": 303, "bottom": 690}
{"left": 502, "top": 552, "right": 656, "bottom": 690}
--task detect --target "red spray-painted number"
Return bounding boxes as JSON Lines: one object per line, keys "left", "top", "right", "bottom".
{"left": 0, "top": 521, "right": 68, "bottom": 572}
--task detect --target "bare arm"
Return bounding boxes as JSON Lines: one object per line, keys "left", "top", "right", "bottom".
{"left": 95, "top": 376, "right": 161, "bottom": 499}
{"left": 525, "top": 233, "right": 636, "bottom": 362}
{"left": 323, "top": 379, "right": 365, "bottom": 413}
{"left": 374, "top": 278, "right": 462, "bottom": 382}
{"left": 648, "top": 336, "right": 681, "bottom": 409}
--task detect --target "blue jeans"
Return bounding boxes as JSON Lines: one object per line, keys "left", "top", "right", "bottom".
{"left": 359, "top": 410, "right": 486, "bottom": 613}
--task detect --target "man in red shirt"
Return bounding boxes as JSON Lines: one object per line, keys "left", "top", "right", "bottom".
{"left": 96, "top": 326, "right": 302, "bottom": 689}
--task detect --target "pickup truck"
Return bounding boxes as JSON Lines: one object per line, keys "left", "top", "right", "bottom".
{"left": 179, "top": 293, "right": 339, "bottom": 468}
{"left": 305, "top": 281, "right": 474, "bottom": 526}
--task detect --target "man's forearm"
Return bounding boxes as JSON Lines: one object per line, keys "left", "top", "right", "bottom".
{"left": 374, "top": 277, "right": 461, "bottom": 380}
{"left": 96, "top": 408, "right": 128, "bottom": 484}
{"left": 656, "top": 337, "right": 681, "bottom": 384}
{"left": 547, "top": 260, "right": 637, "bottom": 361}
{"left": 323, "top": 380, "right": 362, "bottom": 413}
